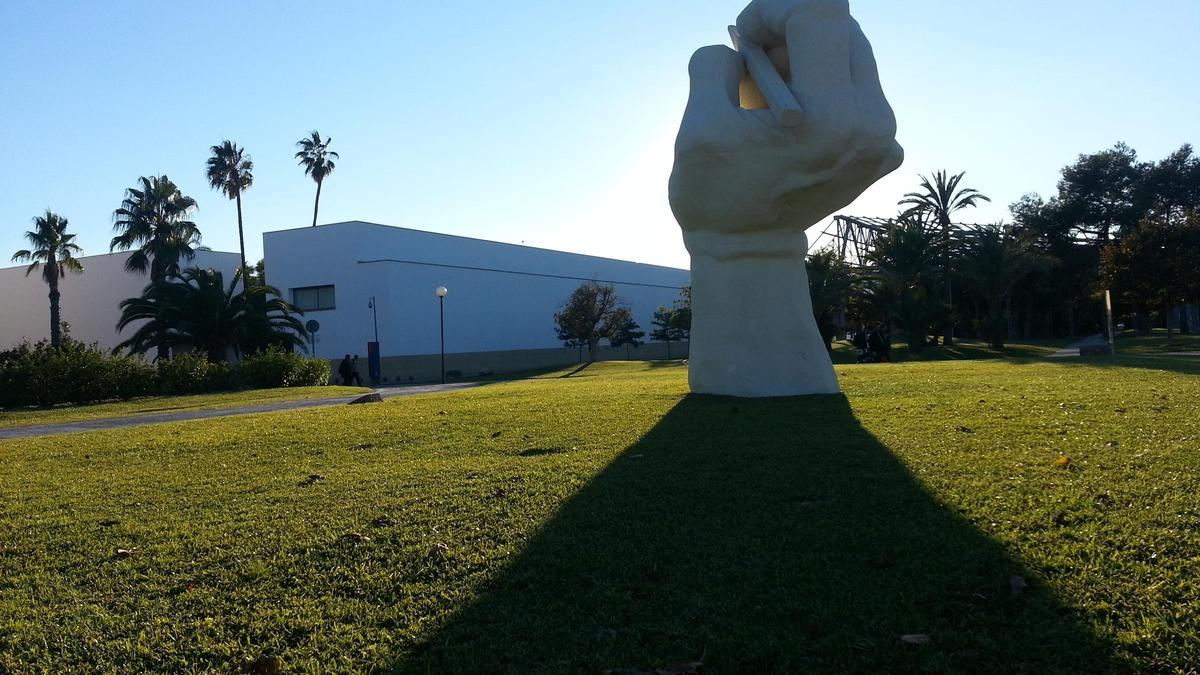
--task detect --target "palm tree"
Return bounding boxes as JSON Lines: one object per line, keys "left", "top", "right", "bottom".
{"left": 205, "top": 141, "right": 254, "bottom": 283}
{"left": 111, "top": 175, "right": 202, "bottom": 360}
{"left": 295, "top": 131, "right": 339, "bottom": 227}
{"left": 866, "top": 217, "right": 945, "bottom": 352}
{"left": 900, "top": 170, "right": 991, "bottom": 345}
{"left": 806, "top": 247, "right": 857, "bottom": 350}
{"left": 115, "top": 267, "right": 307, "bottom": 362}
{"left": 957, "top": 223, "right": 1055, "bottom": 349}
{"left": 11, "top": 210, "right": 84, "bottom": 347}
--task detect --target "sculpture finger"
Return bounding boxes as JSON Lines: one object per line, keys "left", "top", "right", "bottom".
{"left": 849, "top": 18, "right": 883, "bottom": 97}
{"left": 736, "top": 0, "right": 853, "bottom": 105}
{"left": 680, "top": 44, "right": 745, "bottom": 135}
{"left": 850, "top": 18, "right": 899, "bottom": 142}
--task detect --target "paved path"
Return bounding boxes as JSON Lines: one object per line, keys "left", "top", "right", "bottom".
{"left": 0, "top": 382, "right": 484, "bottom": 440}
{"left": 1047, "top": 334, "right": 1109, "bottom": 358}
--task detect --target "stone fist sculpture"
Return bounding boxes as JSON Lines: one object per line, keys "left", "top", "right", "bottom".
{"left": 669, "top": 0, "right": 902, "bottom": 397}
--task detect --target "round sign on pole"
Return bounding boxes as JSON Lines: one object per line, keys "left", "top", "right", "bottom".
{"left": 305, "top": 319, "right": 321, "bottom": 334}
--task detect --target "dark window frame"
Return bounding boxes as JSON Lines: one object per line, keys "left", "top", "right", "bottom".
{"left": 291, "top": 285, "right": 336, "bottom": 312}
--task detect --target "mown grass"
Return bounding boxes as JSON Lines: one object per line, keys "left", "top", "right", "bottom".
{"left": 0, "top": 386, "right": 371, "bottom": 430}
{"left": 829, "top": 337, "right": 1066, "bottom": 364}
{"left": 1115, "top": 328, "right": 1200, "bottom": 354}
{"left": 1, "top": 358, "right": 1198, "bottom": 672}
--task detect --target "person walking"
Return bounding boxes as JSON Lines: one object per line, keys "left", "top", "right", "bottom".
{"left": 350, "top": 354, "right": 363, "bottom": 386}
{"left": 338, "top": 354, "right": 353, "bottom": 386}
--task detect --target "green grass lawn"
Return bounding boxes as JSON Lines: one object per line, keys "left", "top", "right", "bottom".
{"left": 1115, "top": 328, "right": 1200, "bottom": 354}
{"left": 0, "top": 386, "right": 371, "bottom": 430}
{"left": 2, "top": 357, "right": 1198, "bottom": 672}
{"left": 829, "top": 337, "right": 1067, "bottom": 364}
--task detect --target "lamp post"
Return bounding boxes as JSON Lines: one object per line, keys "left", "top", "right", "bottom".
{"left": 435, "top": 286, "right": 448, "bottom": 384}
{"left": 367, "top": 297, "right": 381, "bottom": 385}
{"left": 368, "top": 296, "right": 379, "bottom": 344}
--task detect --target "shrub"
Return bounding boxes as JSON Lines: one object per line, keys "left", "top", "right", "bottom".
{"left": 238, "top": 347, "right": 330, "bottom": 389}
{"left": 157, "top": 352, "right": 231, "bottom": 395}
{"left": 0, "top": 339, "right": 156, "bottom": 408}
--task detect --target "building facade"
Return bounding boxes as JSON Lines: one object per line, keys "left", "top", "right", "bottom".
{"left": 0, "top": 250, "right": 241, "bottom": 352}
{"left": 262, "top": 221, "right": 690, "bottom": 381}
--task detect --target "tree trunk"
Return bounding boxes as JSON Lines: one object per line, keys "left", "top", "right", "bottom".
{"left": 312, "top": 179, "right": 323, "bottom": 228}
{"left": 942, "top": 216, "right": 954, "bottom": 346}
{"left": 236, "top": 192, "right": 248, "bottom": 287}
{"left": 665, "top": 338, "right": 672, "bottom": 360}
{"left": 48, "top": 270, "right": 62, "bottom": 348}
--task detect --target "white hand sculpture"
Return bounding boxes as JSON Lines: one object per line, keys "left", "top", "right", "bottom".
{"left": 669, "top": 0, "right": 903, "bottom": 397}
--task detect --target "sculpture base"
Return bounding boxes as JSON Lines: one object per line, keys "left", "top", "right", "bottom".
{"left": 687, "top": 251, "right": 840, "bottom": 398}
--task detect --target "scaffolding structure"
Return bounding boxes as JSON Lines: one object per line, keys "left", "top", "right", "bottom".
{"left": 809, "top": 215, "right": 895, "bottom": 266}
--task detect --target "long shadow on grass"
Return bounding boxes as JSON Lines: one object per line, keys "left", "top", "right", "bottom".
{"left": 394, "top": 395, "right": 1118, "bottom": 674}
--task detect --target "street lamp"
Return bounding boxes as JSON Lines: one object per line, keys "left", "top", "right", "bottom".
{"left": 368, "top": 296, "right": 379, "bottom": 344}
{"left": 367, "top": 297, "right": 381, "bottom": 385}
{"left": 435, "top": 286, "right": 448, "bottom": 384}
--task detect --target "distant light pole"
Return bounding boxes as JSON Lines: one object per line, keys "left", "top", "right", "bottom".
{"left": 367, "top": 296, "right": 381, "bottom": 385}
{"left": 368, "top": 296, "right": 379, "bottom": 344}
{"left": 435, "top": 286, "right": 448, "bottom": 384}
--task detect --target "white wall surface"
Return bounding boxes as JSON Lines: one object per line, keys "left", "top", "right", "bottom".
{"left": 0, "top": 250, "right": 241, "bottom": 352}
{"left": 263, "top": 221, "right": 691, "bottom": 359}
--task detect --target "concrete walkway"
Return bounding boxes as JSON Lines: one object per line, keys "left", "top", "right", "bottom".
{"left": 1047, "top": 334, "right": 1109, "bottom": 358}
{"left": 0, "top": 382, "right": 484, "bottom": 441}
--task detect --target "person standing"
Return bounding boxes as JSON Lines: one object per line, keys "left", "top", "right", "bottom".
{"left": 350, "top": 354, "right": 363, "bottom": 386}
{"left": 338, "top": 354, "right": 353, "bottom": 386}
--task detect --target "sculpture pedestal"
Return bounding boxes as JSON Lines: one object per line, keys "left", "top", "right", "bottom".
{"left": 688, "top": 250, "right": 840, "bottom": 398}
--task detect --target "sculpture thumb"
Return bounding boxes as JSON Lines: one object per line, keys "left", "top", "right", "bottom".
{"left": 685, "top": 45, "right": 743, "bottom": 118}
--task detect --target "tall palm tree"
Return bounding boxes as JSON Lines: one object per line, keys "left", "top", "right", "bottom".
{"left": 900, "top": 170, "right": 991, "bottom": 345}
{"left": 295, "top": 131, "right": 339, "bottom": 227}
{"left": 11, "top": 210, "right": 84, "bottom": 347}
{"left": 205, "top": 140, "right": 254, "bottom": 284}
{"left": 115, "top": 267, "right": 307, "bottom": 362}
{"left": 111, "top": 175, "right": 202, "bottom": 360}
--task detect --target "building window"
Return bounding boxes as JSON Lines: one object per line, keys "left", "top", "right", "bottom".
{"left": 291, "top": 285, "right": 336, "bottom": 311}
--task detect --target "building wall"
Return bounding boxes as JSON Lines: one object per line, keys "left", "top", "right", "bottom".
{"left": 0, "top": 250, "right": 241, "bottom": 352}
{"left": 332, "top": 341, "right": 691, "bottom": 386}
{"left": 264, "top": 221, "right": 691, "bottom": 360}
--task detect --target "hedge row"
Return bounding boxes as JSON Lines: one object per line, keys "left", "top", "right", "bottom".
{"left": 0, "top": 342, "right": 332, "bottom": 409}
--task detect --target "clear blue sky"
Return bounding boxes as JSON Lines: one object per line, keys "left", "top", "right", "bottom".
{"left": 2, "top": 1, "right": 1197, "bottom": 271}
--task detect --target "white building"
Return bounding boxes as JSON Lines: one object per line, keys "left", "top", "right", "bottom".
{"left": 262, "top": 221, "right": 690, "bottom": 382}
{"left": 0, "top": 250, "right": 241, "bottom": 352}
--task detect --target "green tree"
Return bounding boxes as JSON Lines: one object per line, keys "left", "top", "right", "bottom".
{"left": 956, "top": 223, "right": 1054, "bottom": 349}
{"left": 1101, "top": 215, "right": 1200, "bottom": 339}
{"left": 806, "top": 247, "right": 855, "bottom": 350}
{"left": 295, "top": 131, "right": 339, "bottom": 228}
{"left": 670, "top": 286, "right": 692, "bottom": 340}
{"left": 205, "top": 140, "right": 254, "bottom": 283}
{"left": 866, "top": 217, "right": 944, "bottom": 352}
{"left": 650, "top": 306, "right": 680, "bottom": 359}
{"left": 553, "top": 282, "right": 629, "bottom": 361}
{"left": 900, "top": 170, "right": 991, "bottom": 345}
{"left": 1138, "top": 144, "right": 1200, "bottom": 227}
{"left": 1054, "top": 142, "right": 1146, "bottom": 245}
{"left": 609, "top": 313, "right": 645, "bottom": 359}
{"left": 115, "top": 268, "right": 307, "bottom": 362}
{"left": 110, "top": 175, "right": 202, "bottom": 360}
{"left": 10, "top": 210, "right": 84, "bottom": 348}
